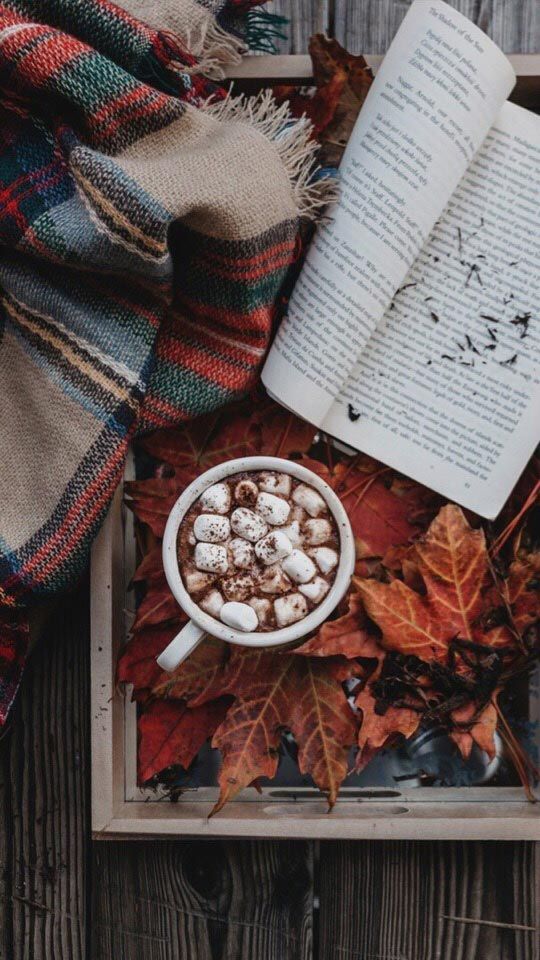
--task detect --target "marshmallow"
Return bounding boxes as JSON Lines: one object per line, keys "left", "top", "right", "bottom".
{"left": 188, "top": 529, "right": 197, "bottom": 546}
{"left": 184, "top": 569, "right": 215, "bottom": 594}
{"left": 222, "top": 573, "right": 255, "bottom": 602}
{"left": 299, "top": 576, "right": 330, "bottom": 604}
{"left": 255, "top": 530, "right": 293, "bottom": 565}
{"left": 259, "top": 563, "right": 292, "bottom": 595}
{"left": 230, "top": 507, "right": 268, "bottom": 543}
{"left": 291, "top": 505, "right": 307, "bottom": 522}
{"left": 282, "top": 549, "right": 317, "bottom": 584}
{"left": 199, "top": 482, "right": 231, "bottom": 514}
{"left": 304, "top": 518, "right": 333, "bottom": 545}
{"left": 200, "top": 589, "right": 225, "bottom": 618}
{"left": 280, "top": 520, "right": 303, "bottom": 547}
{"left": 229, "top": 537, "right": 255, "bottom": 569}
{"left": 247, "top": 597, "right": 272, "bottom": 627}
{"left": 193, "top": 513, "right": 230, "bottom": 543}
{"left": 194, "top": 542, "right": 228, "bottom": 574}
{"left": 234, "top": 478, "right": 259, "bottom": 507}
{"left": 255, "top": 491, "right": 290, "bottom": 526}
{"left": 220, "top": 601, "right": 258, "bottom": 632}
{"left": 259, "top": 472, "right": 292, "bottom": 497}
{"left": 292, "top": 484, "right": 327, "bottom": 517}
{"left": 312, "top": 546, "right": 339, "bottom": 574}
{"left": 274, "top": 593, "right": 308, "bottom": 628}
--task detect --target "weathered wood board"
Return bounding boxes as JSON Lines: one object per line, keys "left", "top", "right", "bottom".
{"left": 267, "top": 0, "right": 540, "bottom": 53}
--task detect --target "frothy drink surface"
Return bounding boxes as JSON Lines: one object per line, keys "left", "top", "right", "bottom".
{"left": 177, "top": 471, "right": 340, "bottom": 633}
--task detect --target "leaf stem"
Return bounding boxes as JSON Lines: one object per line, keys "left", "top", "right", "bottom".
{"left": 490, "top": 479, "right": 540, "bottom": 558}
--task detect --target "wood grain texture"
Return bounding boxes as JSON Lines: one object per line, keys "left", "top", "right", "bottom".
{"left": 91, "top": 839, "right": 313, "bottom": 959}
{"left": 0, "top": 587, "right": 90, "bottom": 960}
{"left": 317, "top": 840, "right": 540, "bottom": 960}
{"left": 0, "top": 724, "right": 13, "bottom": 960}
{"left": 265, "top": 0, "right": 328, "bottom": 52}
{"left": 332, "top": 0, "right": 540, "bottom": 54}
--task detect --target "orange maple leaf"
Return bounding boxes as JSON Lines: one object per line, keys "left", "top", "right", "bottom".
{"left": 207, "top": 648, "right": 357, "bottom": 814}
{"left": 355, "top": 505, "right": 515, "bottom": 661}
{"left": 355, "top": 662, "right": 421, "bottom": 763}
{"left": 449, "top": 700, "right": 498, "bottom": 760}
{"left": 152, "top": 635, "right": 228, "bottom": 705}
{"left": 294, "top": 592, "right": 383, "bottom": 660}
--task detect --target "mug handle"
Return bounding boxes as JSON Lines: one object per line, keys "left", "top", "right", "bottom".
{"left": 156, "top": 620, "right": 205, "bottom": 672}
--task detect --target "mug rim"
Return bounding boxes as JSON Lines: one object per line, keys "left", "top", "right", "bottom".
{"left": 161, "top": 455, "right": 355, "bottom": 648}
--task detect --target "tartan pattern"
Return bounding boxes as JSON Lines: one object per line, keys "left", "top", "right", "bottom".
{"left": 0, "top": 0, "right": 300, "bottom": 722}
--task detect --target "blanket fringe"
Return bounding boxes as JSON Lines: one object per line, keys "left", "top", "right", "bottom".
{"left": 245, "top": 9, "right": 289, "bottom": 54}
{"left": 202, "top": 89, "right": 339, "bottom": 220}
{"left": 181, "top": 18, "right": 248, "bottom": 80}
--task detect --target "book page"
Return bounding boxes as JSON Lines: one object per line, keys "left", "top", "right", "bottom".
{"left": 322, "top": 100, "right": 540, "bottom": 519}
{"left": 262, "top": 0, "right": 515, "bottom": 426}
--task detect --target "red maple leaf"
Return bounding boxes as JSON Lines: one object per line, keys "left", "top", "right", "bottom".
{"left": 138, "top": 698, "right": 230, "bottom": 783}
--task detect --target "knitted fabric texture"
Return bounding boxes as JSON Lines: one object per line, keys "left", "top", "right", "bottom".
{"left": 0, "top": 0, "right": 330, "bottom": 723}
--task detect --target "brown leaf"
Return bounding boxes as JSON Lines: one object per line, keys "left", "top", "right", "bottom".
{"left": 355, "top": 576, "right": 450, "bottom": 662}
{"left": 138, "top": 402, "right": 259, "bottom": 472}
{"left": 138, "top": 698, "right": 230, "bottom": 783}
{"left": 450, "top": 700, "right": 498, "bottom": 760}
{"left": 275, "top": 37, "right": 374, "bottom": 169}
{"left": 355, "top": 505, "right": 515, "bottom": 662}
{"left": 415, "top": 506, "right": 487, "bottom": 639}
{"left": 131, "top": 546, "right": 166, "bottom": 585}
{"left": 295, "top": 591, "right": 382, "bottom": 660}
{"left": 301, "top": 456, "right": 429, "bottom": 559}
{"left": 117, "top": 626, "right": 177, "bottom": 699}
{"left": 257, "top": 407, "right": 315, "bottom": 458}
{"left": 355, "top": 666, "right": 421, "bottom": 765}
{"left": 505, "top": 553, "right": 540, "bottom": 635}
{"left": 125, "top": 474, "right": 184, "bottom": 538}
{"left": 209, "top": 648, "right": 357, "bottom": 814}
{"left": 152, "top": 635, "right": 229, "bottom": 705}
{"left": 131, "top": 573, "right": 185, "bottom": 631}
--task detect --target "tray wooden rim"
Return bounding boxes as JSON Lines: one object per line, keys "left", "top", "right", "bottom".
{"left": 90, "top": 53, "right": 540, "bottom": 840}
{"left": 91, "top": 479, "right": 540, "bottom": 840}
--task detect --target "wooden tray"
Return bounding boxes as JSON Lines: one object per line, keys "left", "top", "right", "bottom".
{"left": 90, "top": 54, "right": 540, "bottom": 840}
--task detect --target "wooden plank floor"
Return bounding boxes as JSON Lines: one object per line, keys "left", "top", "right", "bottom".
{"left": 1, "top": 3, "right": 539, "bottom": 958}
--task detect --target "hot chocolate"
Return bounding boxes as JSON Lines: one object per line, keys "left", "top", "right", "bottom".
{"left": 177, "top": 470, "right": 340, "bottom": 632}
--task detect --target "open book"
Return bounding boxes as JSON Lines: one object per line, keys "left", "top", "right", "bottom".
{"left": 262, "top": 0, "right": 540, "bottom": 519}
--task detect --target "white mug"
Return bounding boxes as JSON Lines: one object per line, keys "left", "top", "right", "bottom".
{"left": 157, "top": 456, "right": 355, "bottom": 672}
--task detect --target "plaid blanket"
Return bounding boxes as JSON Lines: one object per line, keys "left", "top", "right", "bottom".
{"left": 0, "top": 0, "right": 329, "bottom": 723}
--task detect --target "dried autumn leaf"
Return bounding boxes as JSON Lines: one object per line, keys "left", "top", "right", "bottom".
{"left": 117, "top": 626, "right": 177, "bottom": 699}
{"left": 505, "top": 553, "right": 540, "bottom": 635}
{"left": 131, "top": 546, "right": 165, "bottom": 586}
{"left": 355, "top": 505, "right": 515, "bottom": 662}
{"left": 301, "top": 455, "right": 429, "bottom": 559}
{"left": 138, "top": 402, "right": 259, "bottom": 473}
{"left": 275, "top": 36, "right": 373, "bottom": 168}
{"left": 125, "top": 473, "right": 184, "bottom": 539}
{"left": 295, "top": 591, "right": 383, "bottom": 660}
{"left": 450, "top": 700, "right": 498, "bottom": 761}
{"left": 138, "top": 698, "right": 230, "bottom": 783}
{"left": 131, "top": 572, "right": 185, "bottom": 632}
{"left": 415, "top": 506, "right": 487, "bottom": 639}
{"left": 256, "top": 407, "right": 315, "bottom": 458}
{"left": 355, "top": 577, "right": 449, "bottom": 662}
{"left": 208, "top": 648, "right": 357, "bottom": 814}
{"left": 355, "top": 665, "right": 421, "bottom": 764}
{"left": 152, "top": 634, "right": 228, "bottom": 705}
